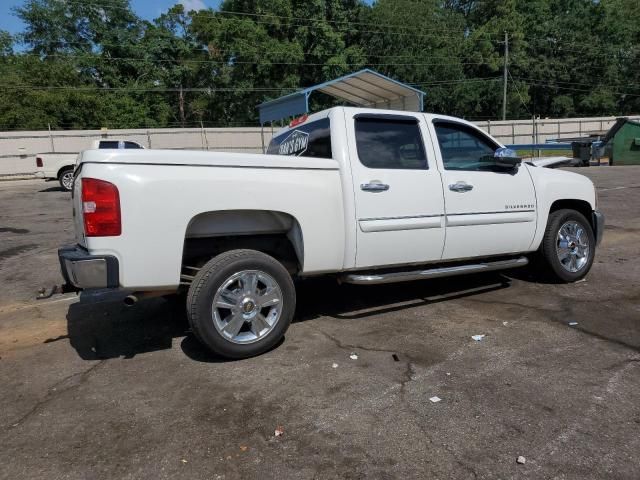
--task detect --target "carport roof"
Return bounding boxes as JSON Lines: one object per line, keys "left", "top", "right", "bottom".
{"left": 258, "top": 69, "right": 425, "bottom": 124}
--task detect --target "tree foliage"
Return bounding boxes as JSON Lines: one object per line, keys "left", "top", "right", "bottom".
{"left": 1, "top": 0, "right": 639, "bottom": 130}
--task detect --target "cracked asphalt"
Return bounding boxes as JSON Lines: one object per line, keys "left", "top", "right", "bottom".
{"left": 1, "top": 169, "right": 639, "bottom": 479}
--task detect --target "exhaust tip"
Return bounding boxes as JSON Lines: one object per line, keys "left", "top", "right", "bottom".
{"left": 123, "top": 295, "right": 137, "bottom": 307}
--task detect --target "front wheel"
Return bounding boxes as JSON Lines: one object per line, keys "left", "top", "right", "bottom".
{"left": 58, "top": 167, "right": 74, "bottom": 191}
{"left": 187, "top": 249, "right": 296, "bottom": 359}
{"left": 538, "top": 209, "right": 595, "bottom": 282}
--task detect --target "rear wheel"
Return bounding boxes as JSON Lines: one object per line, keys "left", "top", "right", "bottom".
{"left": 187, "top": 249, "right": 295, "bottom": 359}
{"left": 538, "top": 209, "right": 595, "bottom": 282}
{"left": 58, "top": 167, "right": 74, "bottom": 191}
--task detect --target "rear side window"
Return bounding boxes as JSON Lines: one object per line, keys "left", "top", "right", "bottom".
{"left": 98, "top": 141, "right": 120, "bottom": 149}
{"left": 267, "top": 118, "right": 332, "bottom": 159}
{"left": 355, "top": 116, "right": 427, "bottom": 169}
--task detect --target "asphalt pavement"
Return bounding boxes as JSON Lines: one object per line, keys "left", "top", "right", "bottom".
{"left": 0, "top": 169, "right": 639, "bottom": 479}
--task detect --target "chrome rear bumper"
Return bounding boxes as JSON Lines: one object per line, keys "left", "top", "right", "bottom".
{"left": 58, "top": 245, "right": 119, "bottom": 289}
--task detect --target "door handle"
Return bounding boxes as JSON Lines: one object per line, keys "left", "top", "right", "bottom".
{"left": 449, "top": 182, "right": 474, "bottom": 193}
{"left": 361, "top": 182, "right": 390, "bottom": 192}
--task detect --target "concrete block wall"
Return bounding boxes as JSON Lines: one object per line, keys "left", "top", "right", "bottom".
{"left": 1, "top": 115, "right": 639, "bottom": 176}
{"left": 0, "top": 127, "right": 272, "bottom": 176}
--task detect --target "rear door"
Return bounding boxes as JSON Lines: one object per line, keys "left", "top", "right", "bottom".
{"left": 428, "top": 119, "right": 537, "bottom": 260}
{"left": 345, "top": 112, "right": 446, "bottom": 268}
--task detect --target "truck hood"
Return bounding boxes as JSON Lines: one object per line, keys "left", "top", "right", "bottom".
{"left": 530, "top": 156, "right": 575, "bottom": 168}
{"left": 78, "top": 149, "right": 339, "bottom": 170}
{"left": 526, "top": 163, "right": 597, "bottom": 209}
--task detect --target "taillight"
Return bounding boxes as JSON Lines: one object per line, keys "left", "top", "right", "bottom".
{"left": 81, "top": 178, "right": 121, "bottom": 237}
{"left": 36, "top": 156, "right": 43, "bottom": 167}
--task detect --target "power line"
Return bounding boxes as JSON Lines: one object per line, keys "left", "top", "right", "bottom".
{"left": 14, "top": 48, "right": 486, "bottom": 61}
{"left": 514, "top": 76, "right": 640, "bottom": 91}
{"left": 0, "top": 77, "right": 503, "bottom": 93}
{"left": 56, "top": 0, "right": 502, "bottom": 39}
{"left": 507, "top": 70, "right": 531, "bottom": 115}
{"left": 0, "top": 122, "right": 264, "bottom": 130}
{"left": 408, "top": 77, "right": 502, "bottom": 86}
{"left": 0, "top": 85, "right": 294, "bottom": 92}
{"left": 7, "top": 53, "right": 490, "bottom": 68}
{"left": 513, "top": 77, "right": 640, "bottom": 97}
{"left": 524, "top": 36, "right": 640, "bottom": 55}
{"left": 15, "top": 36, "right": 632, "bottom": 60}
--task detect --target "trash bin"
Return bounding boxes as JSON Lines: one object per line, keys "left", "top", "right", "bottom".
{"left": 571, "top": 141, "right": 592, "bottom": 166}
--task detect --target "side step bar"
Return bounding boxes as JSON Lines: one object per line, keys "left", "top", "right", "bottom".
{"left": 341, "top": 256, "right": 528, "bottom": 285}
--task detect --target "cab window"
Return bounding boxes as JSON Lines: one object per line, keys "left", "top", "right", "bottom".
{"left": 355, "top": 116, "right": 427, "bottom": 170}
{"left": 434, "top": 121, "right": 500, "bottom": 171}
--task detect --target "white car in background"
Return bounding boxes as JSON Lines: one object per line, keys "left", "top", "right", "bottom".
{"left": 35, "top": 139, "right": 144, "bottom": 191}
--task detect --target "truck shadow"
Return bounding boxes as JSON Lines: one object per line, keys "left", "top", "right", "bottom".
{"left": 65, "top": 273, "right": 511, "bottom": 362}
{"left": 294, "top": 273, "right": 511, "bottom": 322}
{"left": 65, "top": 290, "right": 190, "bottom": 361}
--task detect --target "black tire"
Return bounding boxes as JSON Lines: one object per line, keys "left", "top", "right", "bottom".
{"left": 538, "top": 209, "right": 595, "bottom": 282}
{"left": 186, "top": 249, "right": 295, "bottom": 359}
{"left": 58, "top": 167, "right": 74, "bottom": 191}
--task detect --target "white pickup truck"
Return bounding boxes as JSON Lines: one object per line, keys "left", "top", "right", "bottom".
{"left": 58, "top": 107, "right": 604, "bottom": 358}
{"left": 35, "top": 139, "right": 144, "bottom": 191}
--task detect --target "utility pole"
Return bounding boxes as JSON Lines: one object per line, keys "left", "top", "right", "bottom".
{"left": 502, "top": 31, "right": 509, "bottom": 121}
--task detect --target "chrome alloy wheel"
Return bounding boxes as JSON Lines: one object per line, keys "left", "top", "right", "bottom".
{"left": 61, "top": 171, "right": 74, "bottom": 191}
{"left": 211, "top": 270, "right": 283, "bottom": 344}
{"left": 556, "top": 221, "right": 590, "bottom": 273}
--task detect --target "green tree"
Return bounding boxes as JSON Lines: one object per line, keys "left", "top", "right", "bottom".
{"left": 9, "top": 0, "right": 171, "bottom": 129}
{"left": 0, "top": 31, "right": 13, "bottom": 57}
{"left": 2, "top": 0, "right": 640, "bottom": 130}
{"left": 189, "top": 0, "right": 366, "bottom": 124}
{"left": 140, "top": 5, "right": 210, "bottom": 126}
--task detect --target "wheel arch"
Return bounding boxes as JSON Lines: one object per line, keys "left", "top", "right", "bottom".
{"left": 181, "top": 209, "right": 304, "bottom": 273}
{"left": 57, "top": 164, "right": 74, "bottom": 179}
{"left": 548, "top": 199, "right": 595, "bottom": 231}
{"left": 530, "top": 197, "right": 596, "bottom": 251}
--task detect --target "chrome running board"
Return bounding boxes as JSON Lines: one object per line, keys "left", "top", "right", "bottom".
{"left": 341, "top": 256, "right": 528, "bottom": 285}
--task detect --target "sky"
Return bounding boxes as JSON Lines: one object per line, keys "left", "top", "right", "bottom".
{"left": 0, "top": 0, "right": 222, "bottom": 37}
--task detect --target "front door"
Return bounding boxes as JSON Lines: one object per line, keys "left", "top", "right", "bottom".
{"left": 428, "top": 119, "right": 537, "bottom": 260}
{"left": 346, "top": 112, "right": 446, "bottom": 268}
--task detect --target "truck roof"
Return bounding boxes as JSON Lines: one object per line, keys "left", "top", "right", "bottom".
{"left": 270, "top": 106, "right": 480, "bottom": 140}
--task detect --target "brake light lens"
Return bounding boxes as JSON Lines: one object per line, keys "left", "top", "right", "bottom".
{"left": 81, "top": 178, "right": 121, "bottom": 236}
{"left": 36, "top": 156, "right": 43, "bottom": 167}
{"left": 289, "top": 114, "right": 308, "bottom": 127}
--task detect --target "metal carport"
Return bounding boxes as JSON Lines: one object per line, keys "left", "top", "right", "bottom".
{"left": 258, "top": 69, "right": 425, "bottom": 125}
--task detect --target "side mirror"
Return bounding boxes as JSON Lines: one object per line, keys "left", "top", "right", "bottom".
{"left": 494, "top": 147, "right": 522, "bottom": 168}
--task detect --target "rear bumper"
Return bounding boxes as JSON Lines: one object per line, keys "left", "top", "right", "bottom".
{"left": 58, "top": 245, "right": 119, "bottom": 290}
{"left": 593, "top": 210, "right": 605, "bottom": 247}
